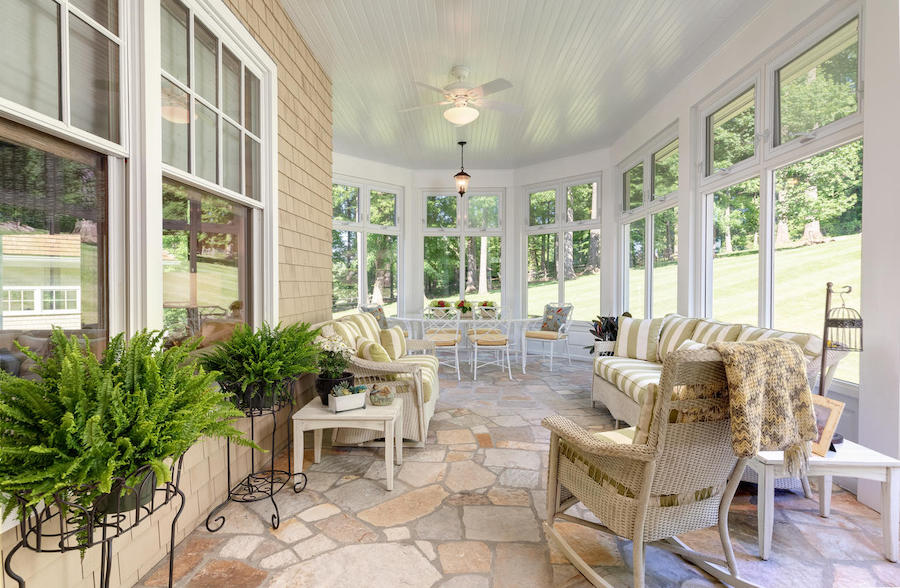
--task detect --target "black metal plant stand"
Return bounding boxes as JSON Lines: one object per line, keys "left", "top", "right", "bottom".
{"left": 4, "top": 457, "right": 186, "bottom": 588}
{"left": 205, "top": 379, "right": 307, "bottom": 532}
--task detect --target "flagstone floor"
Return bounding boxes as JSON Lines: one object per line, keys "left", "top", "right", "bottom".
{"left": 137, "top": 359, "right": 900, "bottom": 588}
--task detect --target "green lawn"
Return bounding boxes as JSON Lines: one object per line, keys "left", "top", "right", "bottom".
{"left": 334, "top": 234, "right": 861, "bottom": 383}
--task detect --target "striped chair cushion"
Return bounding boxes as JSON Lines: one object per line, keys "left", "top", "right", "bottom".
{"left": 343, "top": 313, "right": 381, "bottom": 342}
{"left": 691, "top": 319, "right": 741, "bottom": 346}
{"left": 357, "top": 339, "right": 391, "bottom": 362}
{"left": 677, "top": 339, "right": 707, "bottom": 351}
{"left": 379, "top": 326, "right": 407, "bottom": 360}
{"left": 657, "top": 314, "right": 700, "bottom": 361}
{"left": 613, "top": 316, "right": 664, "bottom": 361}
{"left": 331, "top": 321, "right": 362, "bottom": 349}
{"left": 594, "top": 426, "right": 636, "bottom": 444}
{"left": 593, "top": 356, "right": 662, "bottom": 405}
{"left": 396, "top": 355, "right": 439, "bottom": 402}
{"left": 737, "top": 326, "right": 821, "bottom": 359}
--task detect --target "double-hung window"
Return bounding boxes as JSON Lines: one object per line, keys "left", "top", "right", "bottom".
{"left": 423, "top": 192, "right": 502, "bottom": 307}
{"left": 333, "top": 181, "right": 401, "bottom": 317}
{"left": 700, "top": 12, "right": 862, "bottom": 384}
{"left": 619, "top": 132, "right": 680, "bottom": 319}
{"left": 525, "top": 177, "right": 601, "bottom": 322}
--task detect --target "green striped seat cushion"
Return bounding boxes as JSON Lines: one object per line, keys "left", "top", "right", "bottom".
{"left": 357, "top": 339, "right": 391, "bottom": 362}
{"left": 331, "top": 321, "right": 362, "bottom": 349}
{"left": 593, "top": 426, "right": 636, "bottom": 444}
{"left": 395, "top": 355, "right": 439, "bottom": 402}
{"left": 657, "top": 314, "right": 700, "bottom": 361}
{"left": 379, "top": 326, "right": 407, "bottom": 360}
{"left": 613, "top": 316, "right": 664, "bottom": 361}
{"left": 594, "top": 356, "right": 662, "bottom": 405}
{"left": 677, "top": 339, "right": 706, "bottom": 351}
{"left": 343, "top": 313, "right": 381, "bottom": 343}
{"left": 737, "top": 326, "right": 822, "bottom": 359}
{"left": 691, "top": 319, "right": 741, "bottom": 346}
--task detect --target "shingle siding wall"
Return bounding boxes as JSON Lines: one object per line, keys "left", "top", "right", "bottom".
{"left": 225, "top": 0, "right": 333, "bottom": 326}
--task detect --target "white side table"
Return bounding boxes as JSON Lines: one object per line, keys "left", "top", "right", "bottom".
{"left": 293, "top": 396, "right": 403, "bottom": 490}
{"left": 748, "top": 440, "right": 900, "bottom": 562}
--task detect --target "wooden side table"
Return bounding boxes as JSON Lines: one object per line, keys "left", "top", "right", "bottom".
{"left": 292, "top": 396, "right": 403, "bottom": 490}
{"left": 748, "top": 440, "right": 900, "bottom": 562}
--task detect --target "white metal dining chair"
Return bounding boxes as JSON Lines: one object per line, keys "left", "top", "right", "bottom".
{"left": 467, "top": 307, "right": 512, "bottom": 381}
{"left": 423, "top": 306, "right": 462, "bottom": 380}
{"left": 522, "top": 302, "right": 574, "bottom": 373}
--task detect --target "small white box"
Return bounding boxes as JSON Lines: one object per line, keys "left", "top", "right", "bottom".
{"left": 330, "top": 392, "right": 367, "bottom": 413}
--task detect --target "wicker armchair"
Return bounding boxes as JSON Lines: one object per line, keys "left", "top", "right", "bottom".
{"left": 544, "top": 348, "right": 758, "bottom": 588}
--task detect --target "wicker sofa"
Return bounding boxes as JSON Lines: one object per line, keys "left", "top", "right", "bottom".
{"left": 592, "top": 314, "right": 846, "bottom": 427}
{"left": 316, "top": 312, "right": 438, "bottom": 446}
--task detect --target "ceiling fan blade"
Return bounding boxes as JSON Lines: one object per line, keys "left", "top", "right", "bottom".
{"left": 415, "top": 81, "right": 448, "bottom": 95}
{"left": 475, "top": 99, "right": 523, "bottom": 113}
{"left": 471, "top": 78, "right": 513, "bottom": 98}
{"left": 398, "top": 101, "right": 450, "bottom": 113}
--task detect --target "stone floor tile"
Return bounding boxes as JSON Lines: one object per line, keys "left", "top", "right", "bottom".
{"left": 220, "top": 534, "right": 264, "bottom": 559}
{"left": 259, "top": 548, "right": 299, "bottom": 570}
{"left": 483, "top": 448, "right": 541, "bottom": 470}
{"left": 298, "top": 503, "right": 340, "bottom": 522}
{"left": 498, "top": 468, "right": 541, "bottom": 488}
{"left": 315, "top": 512, "right": 378, "bottom": 543}
{"left": 437, "top": 540, "right": 491, "bottom": 573}
{"left": 462, "top": 506, "right": 541, "bottom": 542}
{"left": 437, "top": 428, "right": 476, "bottom": 445}
{"left": 487, "top": 487, "right": 531, "bottom": 506}
{"left": 439, "top": 574, "right": 490, "bottom": 588}
{"left": 494, "top": 543, "right": 553, "bottom": 588}
{"left": 269, "top": 517, "right": 312, "bottom": 544}
{"left": 416, "top": 540, "right": 437, "bottom": 561}
{"left": 415, "top": 505, "right": 463, "bottom": 540}
{"left": 186, "top": 560, "right": 266, "bottom": 588}
{"left": 444, "top": 460, "right": 497, "bottom": 492}
{"left": 384, "top": 526, "right": 411, "bottom": 541}
{"left": 398, "top": 461, "right": 447, "bottom": 487}
{"left": 358, "top": 484, "right": 448, "bottom": 527}
{"left": 292, "top": 533, "right": 337, "bottom": 560}
{"left": 275, "top": 543, "right": 442, "bottom": 587}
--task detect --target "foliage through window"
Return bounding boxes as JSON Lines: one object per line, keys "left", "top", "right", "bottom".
{"left": 367, "top": 233, "right": 398, "bottom": 311}
{"left": 468, "top": 194, "right": 500, "bottom": 229}
{"left": 332, "top": 183, "right": 359, "bottom": 222}
{"left": 652, "top": 140, "right": 679, "bottom": 198}
{"left": 332, "top": 230, "right": 358, "bottom": 314}
{"left": 564, "top": 229, "right": 601, "bottom": 321}
{"left": 529, "top": 190, "right": 555, "bottom": 225}
{"left": 776, "top": 18, "right": 859, "bottom": 146}
{"left": 369, "top": 191, "right": 396, "bottom": 226}
{"left": 567, "top": 183, "right": 598, "bottom": 222}
{"left": 651, "top": 208, "right": 678, "bottom": 317}
{"left": 424, "top": 235, "right": 460, "bottom": 300}
{"left": 427, "top": 194, "right": 457, "bottom": 228}
{"left": 624, "top": 163, "right": 643, "bottom": 210}
{"left": 707, "top": 87, "right": 755, "bottom": 175}
{"left": 527, "top": 233, "right": 557, "bottom": 318}
{"left": 626, "top": 220, "right": 646, "bottom": 319}
{"left": 711, "top": 178, "right": 760, "bottom": 325}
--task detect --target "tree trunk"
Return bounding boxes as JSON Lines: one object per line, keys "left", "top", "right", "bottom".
{"left": 465, "top": 238, "right": 476, "bottom": 293}
{"left": 589, "top": 231, "right": 600, "bottom": 272}
{"left": 723, "top": 206, "right": 733, "bottom": 253}
{"left": 563, "top": 230, "right": 575, "bottom": 280}
{"left": 801, "top": 220, "right": 824, "bottom": 244}
{"left": 775, "top": 220, "right": 791, "bottom": 247}
{"left": 478, "top": 236, "right": 488, "bottom": 295}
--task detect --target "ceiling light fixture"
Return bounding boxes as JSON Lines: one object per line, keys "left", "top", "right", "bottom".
{"left": 443, "top": 104, "right": 480, "bottom": 126}
{"left": 453, "top": 141, "right": 471, "bottom": 197}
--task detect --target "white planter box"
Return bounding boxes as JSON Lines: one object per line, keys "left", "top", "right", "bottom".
{"left": 330, "top": 393, "right": 367, "bottom": 413}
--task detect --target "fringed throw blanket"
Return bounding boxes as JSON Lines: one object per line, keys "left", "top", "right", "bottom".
{"left": 709, "top": 339, "right": 817, "bottom": 477}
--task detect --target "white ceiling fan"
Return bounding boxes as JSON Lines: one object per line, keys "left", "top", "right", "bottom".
{"left": 401, "top": 65, "right": 521, "bottom": 126}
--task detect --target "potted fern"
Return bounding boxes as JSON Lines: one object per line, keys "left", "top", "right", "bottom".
{"left": 0, "top": 328, "right": 254, "bottom": 528}
{"left": 200, "top": 322, "right": 320, "bottom": 411}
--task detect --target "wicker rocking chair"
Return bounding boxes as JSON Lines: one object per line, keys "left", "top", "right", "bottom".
{"left": 543, "top": 348, "right": 759, "bottom": 588}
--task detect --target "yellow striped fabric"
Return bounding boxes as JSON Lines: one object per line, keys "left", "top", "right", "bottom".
{"left": 331, "top": 321, "right": 362, "bottom": 349}
{"left": 737, "top": 326, "right": 821, "bottom": 359}
{"left": 343, "top": 313, "right": 381, "bottom": 342}
{"left": 677, "top": 339, "right": 707, "bottom": 351}
{"left": 613, "top": 316, "right": 663, "bottom": 361}
{"left": 357, "top": 339, "right": 391, "bottom": 362}
{"left": 657, "top": 314, "right": 700, "bottom": 361}
{"left": 593, "top": 427, "right": 636, "bottom": 444}
{"left": 594, "top": 356, "right": 662, "bottom": 404}
{"left": 396, "top": 355, "right": 439, "bottom": 402}
{"left": 691, "top": 319, "right": 741, "bottom": 346}
{"left": 379, "top": 326, "right": 407, "bottom": 360}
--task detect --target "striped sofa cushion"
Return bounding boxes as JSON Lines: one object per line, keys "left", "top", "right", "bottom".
{"left": 677, "top": 339, "right": 707, "bottom": 351}
{"left": 737, "top": 326, "right": 822, "bottom": 359}
{"left": 614, "top": 316, "right": 664, "bottom": 361}
{"left": 691, "top": 319, "right": 741, "bottom": 346}
{"left": 331, "top": 321, "right": 362, "bottom": 349}
{"left": 379, "top": 326, "right": 407, "bottom": 360}
{"left": 594, "top": 356, "right": 662, "bottom": 405}
{"left": 657, "top": 314, "right": 700, "bottom": 361}
{"left": 396, "top": 355, "right": 439, "bottom": 402}
{"left": 357, "top": 339, "right": 391, "bottom": 362}
{"left": 343, "top": 313, "right": 381, "bottom": 343}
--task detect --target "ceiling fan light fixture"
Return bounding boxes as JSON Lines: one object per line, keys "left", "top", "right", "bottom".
{"left": 443, "top": 105, "right": 479, "bottom": 126}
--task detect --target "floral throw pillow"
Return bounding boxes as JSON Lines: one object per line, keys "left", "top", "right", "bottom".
{"left": 361, "top": 304, "right": 388, "bottom": 329}
{"left": 540, "top": 304, "right": 573, "bottom": 332}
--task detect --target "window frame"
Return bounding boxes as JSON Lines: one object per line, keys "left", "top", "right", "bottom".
{"left": 699, "top": 77, "right": 762, "bottom": 184}
{"left": 522, "top": 173, "right": 602, "bottom": 319}
{"left": 333, "top": 176, "right": 404, "bottom": 314}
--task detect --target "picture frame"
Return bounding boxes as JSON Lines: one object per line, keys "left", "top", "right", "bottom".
{"left": 811, "top": 394, "right": 844, "bottom": 457}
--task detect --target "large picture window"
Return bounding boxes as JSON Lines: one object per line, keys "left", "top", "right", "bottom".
{"left": 0, "top": 120, "right": 108, "bottom": 353}
{"left": 710, "top": 178, "right": 760, "bottom": 325}
{"left": 333, "top": 181, "right": 401, "bottom": 316}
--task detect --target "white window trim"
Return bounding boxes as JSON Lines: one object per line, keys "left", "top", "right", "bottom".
{"left": 333, "top": 177, "right": 404, "bottom": 312}
{"left": 522, "top": 173, "right": 602, "bottom": 321}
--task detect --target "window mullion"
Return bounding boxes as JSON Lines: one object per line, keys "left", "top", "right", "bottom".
{"left": 60, "top": 2, "right": 71, "bottom": 126}
{"left": 758, "top": 169, "right": 774, "bottom": 328}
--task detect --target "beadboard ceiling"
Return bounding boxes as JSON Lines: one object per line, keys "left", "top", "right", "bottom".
{"left": 281, "top": 0, "right": 767, "bottom": 169}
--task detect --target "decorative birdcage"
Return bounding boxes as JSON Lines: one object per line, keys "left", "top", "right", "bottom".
{"left": 820, "top": 282, "right": 863, "bottom": 396}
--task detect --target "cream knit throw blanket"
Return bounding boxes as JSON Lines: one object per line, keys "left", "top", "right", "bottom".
{"left": 710, "top": 339, "right": 817, "bottom": 477}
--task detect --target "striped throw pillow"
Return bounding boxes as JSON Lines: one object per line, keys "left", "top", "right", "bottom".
{"left": 657, "top": 314, "right": 700, "bottom": 361}
{"left": 737, "top": 326, "right": 820, "bottom": 359}
{"left": 344, "top": 313, "right": 381, "bottom": 342}
{"left": 357, "top": 339, "right": 391, "bottom": 362}
{"left": 691, "top": 319, "right": 741, "bottom": 346}
{"left": 613, "top": 315, "right": 664, "bottom": 361}
{"left": 677, "top": 339, "right": 707, "bottom": 351}
{"left": 332, "top": 321, "right": 362, "bottom": 349}
{"left": 379, "top": 326, "right": 407, "bottom": 360}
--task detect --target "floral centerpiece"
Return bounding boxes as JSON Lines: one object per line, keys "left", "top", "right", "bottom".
{"left": 314, "top": 334, "right": 354, "bottom": 406}
{"left": 476, "top": 300, "right": 498, "bottom": 318}
{"left": 455, "top": 300, "right": 472, "bottom": 314}
{"left": 478, "top": 300, "right": 496, "bottom": 307}
{"left": 429, "top": 299, "right": 453, "bottom": 318}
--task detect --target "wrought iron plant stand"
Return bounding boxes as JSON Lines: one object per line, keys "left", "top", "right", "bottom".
{"left": 4, "top": 457, "right": 186, "bottom": 588}
{"left": 205, "top": 378, "right": 307, "bottom": 533}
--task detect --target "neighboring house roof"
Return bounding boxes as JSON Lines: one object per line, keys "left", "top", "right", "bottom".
{"left": 1, "top": 234, "right": 81, "bottom": 257}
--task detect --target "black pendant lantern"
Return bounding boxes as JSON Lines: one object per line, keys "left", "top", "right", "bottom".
{"left": 453, "top": 141, "right": 471, "bottom": 197}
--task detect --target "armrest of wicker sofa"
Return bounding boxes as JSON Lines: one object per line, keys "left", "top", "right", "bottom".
{"left": 405, "top": 338, "right": 435, "bottom": 354}
{"left": 542, "top": 415, "right": 654, "bottom": 462}
{"left": 347, "top": 356, "right": 425, "bottom": 404}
